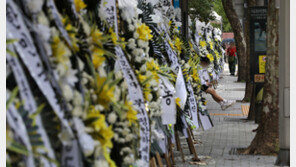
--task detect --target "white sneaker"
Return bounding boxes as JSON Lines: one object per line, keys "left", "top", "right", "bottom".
{"left": 220, "top": 100, "right": 236, "bottom": 110}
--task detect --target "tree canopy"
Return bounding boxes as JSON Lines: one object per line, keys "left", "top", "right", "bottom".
{"left": 188, "top": 0, "right": 232, "bottom": 32}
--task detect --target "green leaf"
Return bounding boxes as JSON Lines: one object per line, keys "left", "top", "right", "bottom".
{"left": 7, "top": 141, "right": 29, "bottom": 156}
{"left": 6, "top": 87, "right": 19, "bottom": 110}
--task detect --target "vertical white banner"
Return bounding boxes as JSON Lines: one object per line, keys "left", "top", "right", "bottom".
{"left": 115, "top": 46, "right": 150, "bottom": 164}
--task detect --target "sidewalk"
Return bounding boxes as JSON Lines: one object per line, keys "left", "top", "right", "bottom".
{"left": 174, "top": 65, "right": 277, "bottom": 167}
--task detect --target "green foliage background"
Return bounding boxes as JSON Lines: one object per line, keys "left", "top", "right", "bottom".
{"left": 188, "top": 0, "right": 232, "bottom": 32}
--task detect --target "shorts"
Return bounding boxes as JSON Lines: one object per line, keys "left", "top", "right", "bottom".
{"left": 201, "top": 84, "right": 209, "bottom": 92}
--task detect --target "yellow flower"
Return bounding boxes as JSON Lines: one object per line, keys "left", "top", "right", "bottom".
{"left": 207, "top": 53, "right": 214, "bottom": 62}
{"left": 136, "top": 24, "right": 153, "bottom": 41}
{"left": 146, "top": 60, "right": 160, "bottom": 82}
{"left": 92, "top": 52, "right": 105, "bottom": 68}
{"left": 125, "top": 101, "right": 138, "bottom": 125}
{"left": 200, "top": 40, "right": 206, "bottom": 48}
{"left": 138, "top": 74, "right": 147, "bottom": 83}
{"left": 209, "top": 42, "right": 213, "bottom": 50}
{"left": 192, "top": 68, "right": 200, "bottom": 84}
{"left": 168, "top": 41, "right": 175, "bottom": 50}
{"left": 176, "top": 97, "right": 181, "bottom": 108}
{"left": 74, "top": 0, "right": 87, "bottom": 12}
{"left": 91, "top": 28, "right": 104, "bottom": 48}
{"left": 175, "top": 37, "right": 182, "bottom": 52}
{"left": 109, "top": 28, "right": 117, "bottom": 44}
{"left": 168, "top": 20, "right": 172, "bottom": 27}
{"left": 51, "top": 36, "right": 71, "bottom": 68}
{"left": 96, "top": 76, "right": 115, "bottom": 108}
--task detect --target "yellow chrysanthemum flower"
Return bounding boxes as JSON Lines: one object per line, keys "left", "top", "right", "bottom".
{"left": 207, "top": 53, "right": 214, "bottom": 62}
{"left": 51, "top": 36, "right": 71, "bottom": 68}
{"left": 136, "top": 24, "right": 153, "bottom": 41}
{"left": 175, "top": 37, "right": 182, "bottom": 53}
{"left": 91, "top": 28, "right": 104, "bottom": 48}
{"left": 200, "top": 40, "right": 207, "bottom": 48}
{"left": 125, "top": 101, "right": 138, "bottom": 125}
{"left": 92, "top": 52, "right": 105, "bottom": 69}
{"left": 109, "top": 28, "right": 117, "bottom": 44}
{"left": 96, "top": 76, "right": 115, "bottom": 108}
{"left": 74, "top": 0, "right": 87, "bottom": 12}
{"left": 176, "top": 97, "right": 181, "bottom": 108}
{"left": 209, "top": 41, "right": 214, "bottom": 50}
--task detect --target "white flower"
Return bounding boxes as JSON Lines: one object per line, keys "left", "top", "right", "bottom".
{"left": 95, "top": 159, "right": 108, "bottom": 167}
{"left": 128, "top": 24, "right": 135, "bottom": 31}
{"left": 108, "top": 112, "right": 117, "bottom": 124}
{"left": 133, "top": 31, "right": 140, "bottom": 39}
{"left": 127, "top": 39, "right": 136, "bottom": 49}
{"left": 27, "top": 0, "right": 44, "bottom": 14}
{"left": 137, "top": 39, "right": 147, "bottom": 48}
{"left": 62, "top": 84, "right": 73, "bottom": 102}
{"left": 73, "top": 106, "right": 83, "bottom": 117}
{"left": 64, "top": 68, "right": 78, "bottom": 87}
{"left": 123, "top": 155, "right": 134, "bottom": 164}
{"left": 122, "top": 128, "right": 130, "bottom": 136}
{"left": 135, "top": 159, "right": 148, "bottom": 167}
{"left": 125, "top": 134, "right": 134, "bottom": 141}
{"left": 147, "top": 93, "right": 153, "bottom": 101}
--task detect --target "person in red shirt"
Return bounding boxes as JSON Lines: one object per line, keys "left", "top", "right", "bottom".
{"left": 227, "top": 42, "right": 237, "bottom": 75}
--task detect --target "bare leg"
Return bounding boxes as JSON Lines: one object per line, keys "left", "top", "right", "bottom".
{"left": 205, "top": 87, "right": 224, "bottom": 103}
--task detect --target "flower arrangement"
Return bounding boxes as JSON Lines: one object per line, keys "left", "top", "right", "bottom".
{"left": 6, "top": 0, "right": 226, "bottom": 166}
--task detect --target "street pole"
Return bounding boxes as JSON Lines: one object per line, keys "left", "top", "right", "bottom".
{"left": 180, "top": 0, "right": 188, "bottom": 40}
{"left": 276, "top": 0, "right": 290, "bottom": 165}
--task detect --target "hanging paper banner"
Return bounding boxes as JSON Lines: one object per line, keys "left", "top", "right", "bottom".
{"left": 6, "top": 0, "right": 73, "bottom": 136}
{"left": 7, "top": 105, "right": 35, "bottom": 167}
{"left": 7, "top": 51, "right": 57, "bottom": 167}
{"left": 61, "top": 139, "right": 83, "bottom": 167}
{"left": 100, "top": 0, "right": 118, "bottom": 35}
{"left": 186, "top": 81, "right": 199, "bottom": 128}
{"left": 47, "top": 0, "right": 72, "bottom": 47}
{"left": 115, "top": 46, "right": 150, "bottom": 164}
{"left": 159, "top": 76, "right": 176, "bottom": 125}
{"left": 175, "top": 68, "right": 188, "bottom": 110}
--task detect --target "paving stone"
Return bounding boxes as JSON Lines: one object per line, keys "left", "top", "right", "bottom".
{"left": 173, "top": 66, "right": 276, "bottom": 167}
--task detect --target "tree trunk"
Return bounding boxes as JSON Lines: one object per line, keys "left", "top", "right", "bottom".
{"left": 222, "top": 0, "right": 247, "bottom": 82}
{"left": 242, "top": 0, "right": 256, "bottom": 103}
{"left": 240, "top": 0, "right": 279, "bottom": 155}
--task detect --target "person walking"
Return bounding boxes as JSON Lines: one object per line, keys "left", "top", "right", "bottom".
{"left": 226, "top": 42, "right": 237, "bottom": 76}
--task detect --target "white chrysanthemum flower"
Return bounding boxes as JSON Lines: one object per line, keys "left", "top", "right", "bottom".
{"left": 73, "top": 106, "right": 83, "bottom": 117}
{"left": 62, "top": 84, "right": 73, "bottom": 102}
{"left": 94, "top": 159, "right": 108, "bottom": 167}
{"left": 137, "top": 39, "right": 146, "bottom": 48}
{"left": 123, "top": 155, "right": 134, "bottom": 164}
{"left": 128, "top": 24, "right": 135, "bottom": 31}
{"left": 108, "top": 112, "right": 117, "bottom": 124}
{"left": 133, "top": 31, "right": 140, "bottom": 39}
{"left": 27, "top": 0, "right": 44, "bottom": 14}
{"left": 135, "top": 159, "right": 147, "bottom": 167}
{"left": 125, "top": 134, "right": 134, "bottom": 141}
{"left": 127, "top": 38, "right": 136, "bottom": 49}
{"left": 140, "top": 64, "right": 147, "bottom": 72}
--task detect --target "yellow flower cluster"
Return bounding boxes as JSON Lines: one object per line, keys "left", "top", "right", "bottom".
{"left": 51, "top": 35, "right": 71, "bottom": 68}
{"left": 146, "top": 60, "right": 160, "bottom": 82}
{"left": 175, "top": 37, "right": 182, "bottom": 53}
{"left": 136, "top": 24, "right": 153, "bottom": 41}
{"left": 125, "top": 101, "right": 138, "bottom": 125}
{"left": 90, "top": 28, "right": 106, "bottom": 68}
{"left": 95, "top": 76, "right": 115, "bottom": 108}
{"left": 207, "top": 53, "right": 214, "bottom": 62}
{"left": 74, "top": 0, "right": 87, "bottom": 12}
{"left": 86, "top": 107, "right": 116, "bottom": 167}
{"left": 200, "top": 40, "right": 207, "bottom": 48}
{"left": 62, "top": 17, "right": 80, "bottom": 51}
